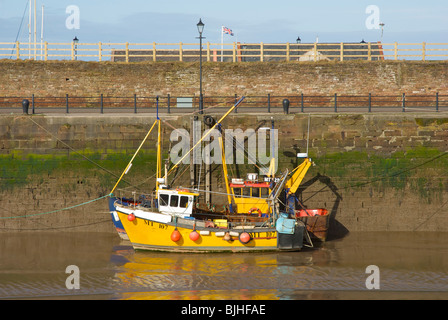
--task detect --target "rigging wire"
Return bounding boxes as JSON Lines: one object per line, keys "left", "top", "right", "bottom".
{"left": 9, "top": 1, "right": 29, "bottom": 59}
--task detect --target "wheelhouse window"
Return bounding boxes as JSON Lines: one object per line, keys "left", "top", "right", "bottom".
{"left": 179, "top": 196, "right": 189, "bottom": 208}
{"left": 252, "top": 187, "right": 260, "bottom": 198}
{"left": 159, "top": 194, "right": 169, "bottom": 206}
{"left": 261, "top": 187, "right": 269, "bottom": 198}
{"left": 243, "top": 187, "right": 250, "bottom": 197}
{"left": 170, "top": 195, "right": 179, "bottom": 207}
{"left": 233, "top": 188, "right": 242, "bottom": 198}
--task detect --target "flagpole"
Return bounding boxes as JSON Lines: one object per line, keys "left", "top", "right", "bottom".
{"left": 221, "top": 26, "right": 224, "bottom": 62}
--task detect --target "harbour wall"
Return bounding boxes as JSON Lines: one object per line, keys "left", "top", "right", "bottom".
{"left": 0, "top": 60, "right": 447, "bottom": 97}
{"left": 0, "top": 113, "right": 447, "bottom": 235}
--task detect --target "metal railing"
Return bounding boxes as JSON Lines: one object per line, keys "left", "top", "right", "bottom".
{"left": 1, "top": 41, "right": 447, "bottom": 62}
{"left": 1, "top": 93, "right": 447, "bottom": 114}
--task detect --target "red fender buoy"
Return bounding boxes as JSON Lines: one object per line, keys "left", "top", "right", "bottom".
{"left": 171, "top": 229, "right": 181, "bottom": 242}
{"left": 239, "top": 232, "right": 251, "bottom": 244}
{"left": 127, "top": 213, "right": 136, "bottom": 221}
{"left": 189, "top": 230, "right": 200, "bottom": 241}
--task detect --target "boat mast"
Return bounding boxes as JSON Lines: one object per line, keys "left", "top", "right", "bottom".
{"left": 165, "top": 96, "right": 245, "bottom": 180}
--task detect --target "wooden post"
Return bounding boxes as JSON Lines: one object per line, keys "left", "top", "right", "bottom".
{"left": 44, "top": 41, "right": 48, "bottom": 61}
{"left": 153, "top": 42, "right": 156, "bottom": 62}
{"left": 340, "top": 42, "right": 344, "bottom": 61}
{"left": 313, "top": 42, "right": 317, "bottom": 62}
{"left": 71, "top": 41, "right": 75, "bottom": 60}
{"left": 233, "top": 42, "right": 236, "bottom": 62}
{"left": 394, "top": 42, "right": 398, "bottom": 60}
{"left": 207, "top": 42, "right": 210, "bottom": 62}
{"left": 179, "top": 42, "right": 183, "bottom": 62}
{"left": 98, "top": 42, "right": 102, "bottom": 62}
{"left": 368, "top": 42, "right": 372, "bottom": 61}
{"left": 125, "top": 42, "right": 129, "bottom": 63}
{"left": 422, "top": 42, "right": 426, "bottom": 61}
{"left": 260, "top": 42, "right": 264, "bottom": 62}
{"left": 286, "top": 42, "right": 290, "bottom": 61}
{"left": 16, "top": 42, "right": 20, "bottom": 59}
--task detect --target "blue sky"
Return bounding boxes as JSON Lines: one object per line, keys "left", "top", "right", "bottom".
{"left": 1, "top": 0, "right": 447, "bottom": 44}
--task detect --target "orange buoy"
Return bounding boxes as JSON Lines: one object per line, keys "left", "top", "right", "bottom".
{"left": 189, "top": 230, "right": 200, "bottom": 241}
{"left": 239, "top": 232, "right": 251, "bottom": 244}
{"left": 127, "top": 213, "right": 136, "bottom": 221}
{"left": 171, "top": 229, "right": 181, "bottom": 242}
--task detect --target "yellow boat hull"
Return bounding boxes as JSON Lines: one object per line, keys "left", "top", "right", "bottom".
{"left": 116, "top": 209, "right": 297, "bottom": 253}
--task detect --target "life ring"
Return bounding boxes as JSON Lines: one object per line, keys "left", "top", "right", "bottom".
{"left": 248, "top": 207, "right": 262, "bottom": 216}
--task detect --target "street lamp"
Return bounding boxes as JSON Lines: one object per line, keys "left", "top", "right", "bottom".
{"left": 296, "top": 36, "right": 301, "bottom": 44}
{"left": 73, "top": 36, "right": 79, "bottom": 60}
{"left": 197, "top": 19, "right": 205, "bottom": 114}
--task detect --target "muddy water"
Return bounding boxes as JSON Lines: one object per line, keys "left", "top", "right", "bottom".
{"left": 0, "top": 231, "right": 446, "bottom": 300}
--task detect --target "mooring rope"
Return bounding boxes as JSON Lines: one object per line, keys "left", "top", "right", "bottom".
{"left": 0, "top": 193, "right": 112, "bottom": 220}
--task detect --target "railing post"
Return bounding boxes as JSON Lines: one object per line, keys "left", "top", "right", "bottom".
{"left": 44, "top": 41, "right": 48, "bottom": 61}
{"left": 368, "top": 93, "right": 372, "bottom": 113}
{"left": 100, "top": 94, "right": 104, "bottom": 114}
{"left": 153, "top": 42, "right": 156, "bottom": 62}
{"left": 436, "top": 92, "right": 439, "bottom": 112}
{"left": 16, "top": 41, "right": 20, "bottom": 60}
{"left": 340, "top": 42, "right": 343, "bottom": 61}
{"left": 66, "top": 94, "right": 69, "bottom": 113}
{"left": 125, "top": 42, "right": 129, "bottom": 63}
{"left": 314, "top": 42, "right": 317, "bottom": 62}
{"left": 134, "top": 94, "right": 137, "bottom": 113}
{"left": 32, "top": 94, "right": 35, "bottom": 114}
{"left": 233, "top": 42, "right": 236, "bottom": 62}
{"left": 167, "top": 94, "right": 171, "bottom": 114}
{"left": 334, "top": 93, "right": 337, "bottom": 112}
{"left": 368, "top": 42, "right": 372, "bottom": 61}
{"left": 98, "top": 42, "right": 102, "bottom": 61}
{"left": 301, "top": 93, "right": 304, "bottom": 113}
{"left": 267, "top": 94, "right": 271, "bottom": 113}
{"left": 260, "top": 42, "right": 264, "bottom": 62}
{"left": 71, "top": 41, "right": 75, "bottom": 60}
{"left": 179, "top": 42, "right": 183, "bottom": 62}
{"left": 207, "top": 42, "right": 210, "bottom": 62}
{"left": 394, "top": 42, "right": 398, "bottom": 60}
{"left": 422, "top": 42, "right": 426, "bottom": 61}
{"left": 402, "top": 93, "right": 405, "bottom": 112}
{"left": 286, "top": 42, "right": 290, "bottom": 61}
{"left": 234, "top": 94, "right": 238, "bottom": 113}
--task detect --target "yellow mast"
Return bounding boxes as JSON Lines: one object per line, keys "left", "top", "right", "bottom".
{"left": 110, "top": 120, "right": 158, "bottom": 195}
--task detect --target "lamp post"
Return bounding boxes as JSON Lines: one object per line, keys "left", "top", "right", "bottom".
{"left": 73, "top": 36, "right": 79, "bottom": 60}
{"left": 197, "top": 19, "right": 205, "bottom": 114}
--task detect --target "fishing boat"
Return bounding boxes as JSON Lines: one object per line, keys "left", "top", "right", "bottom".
{"left": 109, "top": 97, "right": 328, "bottom": 252}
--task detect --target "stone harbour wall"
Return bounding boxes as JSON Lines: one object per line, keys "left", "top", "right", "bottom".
{"left": 0, "top": 113, "right": 447, "bottom": 235}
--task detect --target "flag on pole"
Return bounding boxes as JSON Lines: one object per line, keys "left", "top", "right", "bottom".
{"left": 222, "top": 26, "right": 234, "bottom": 36}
